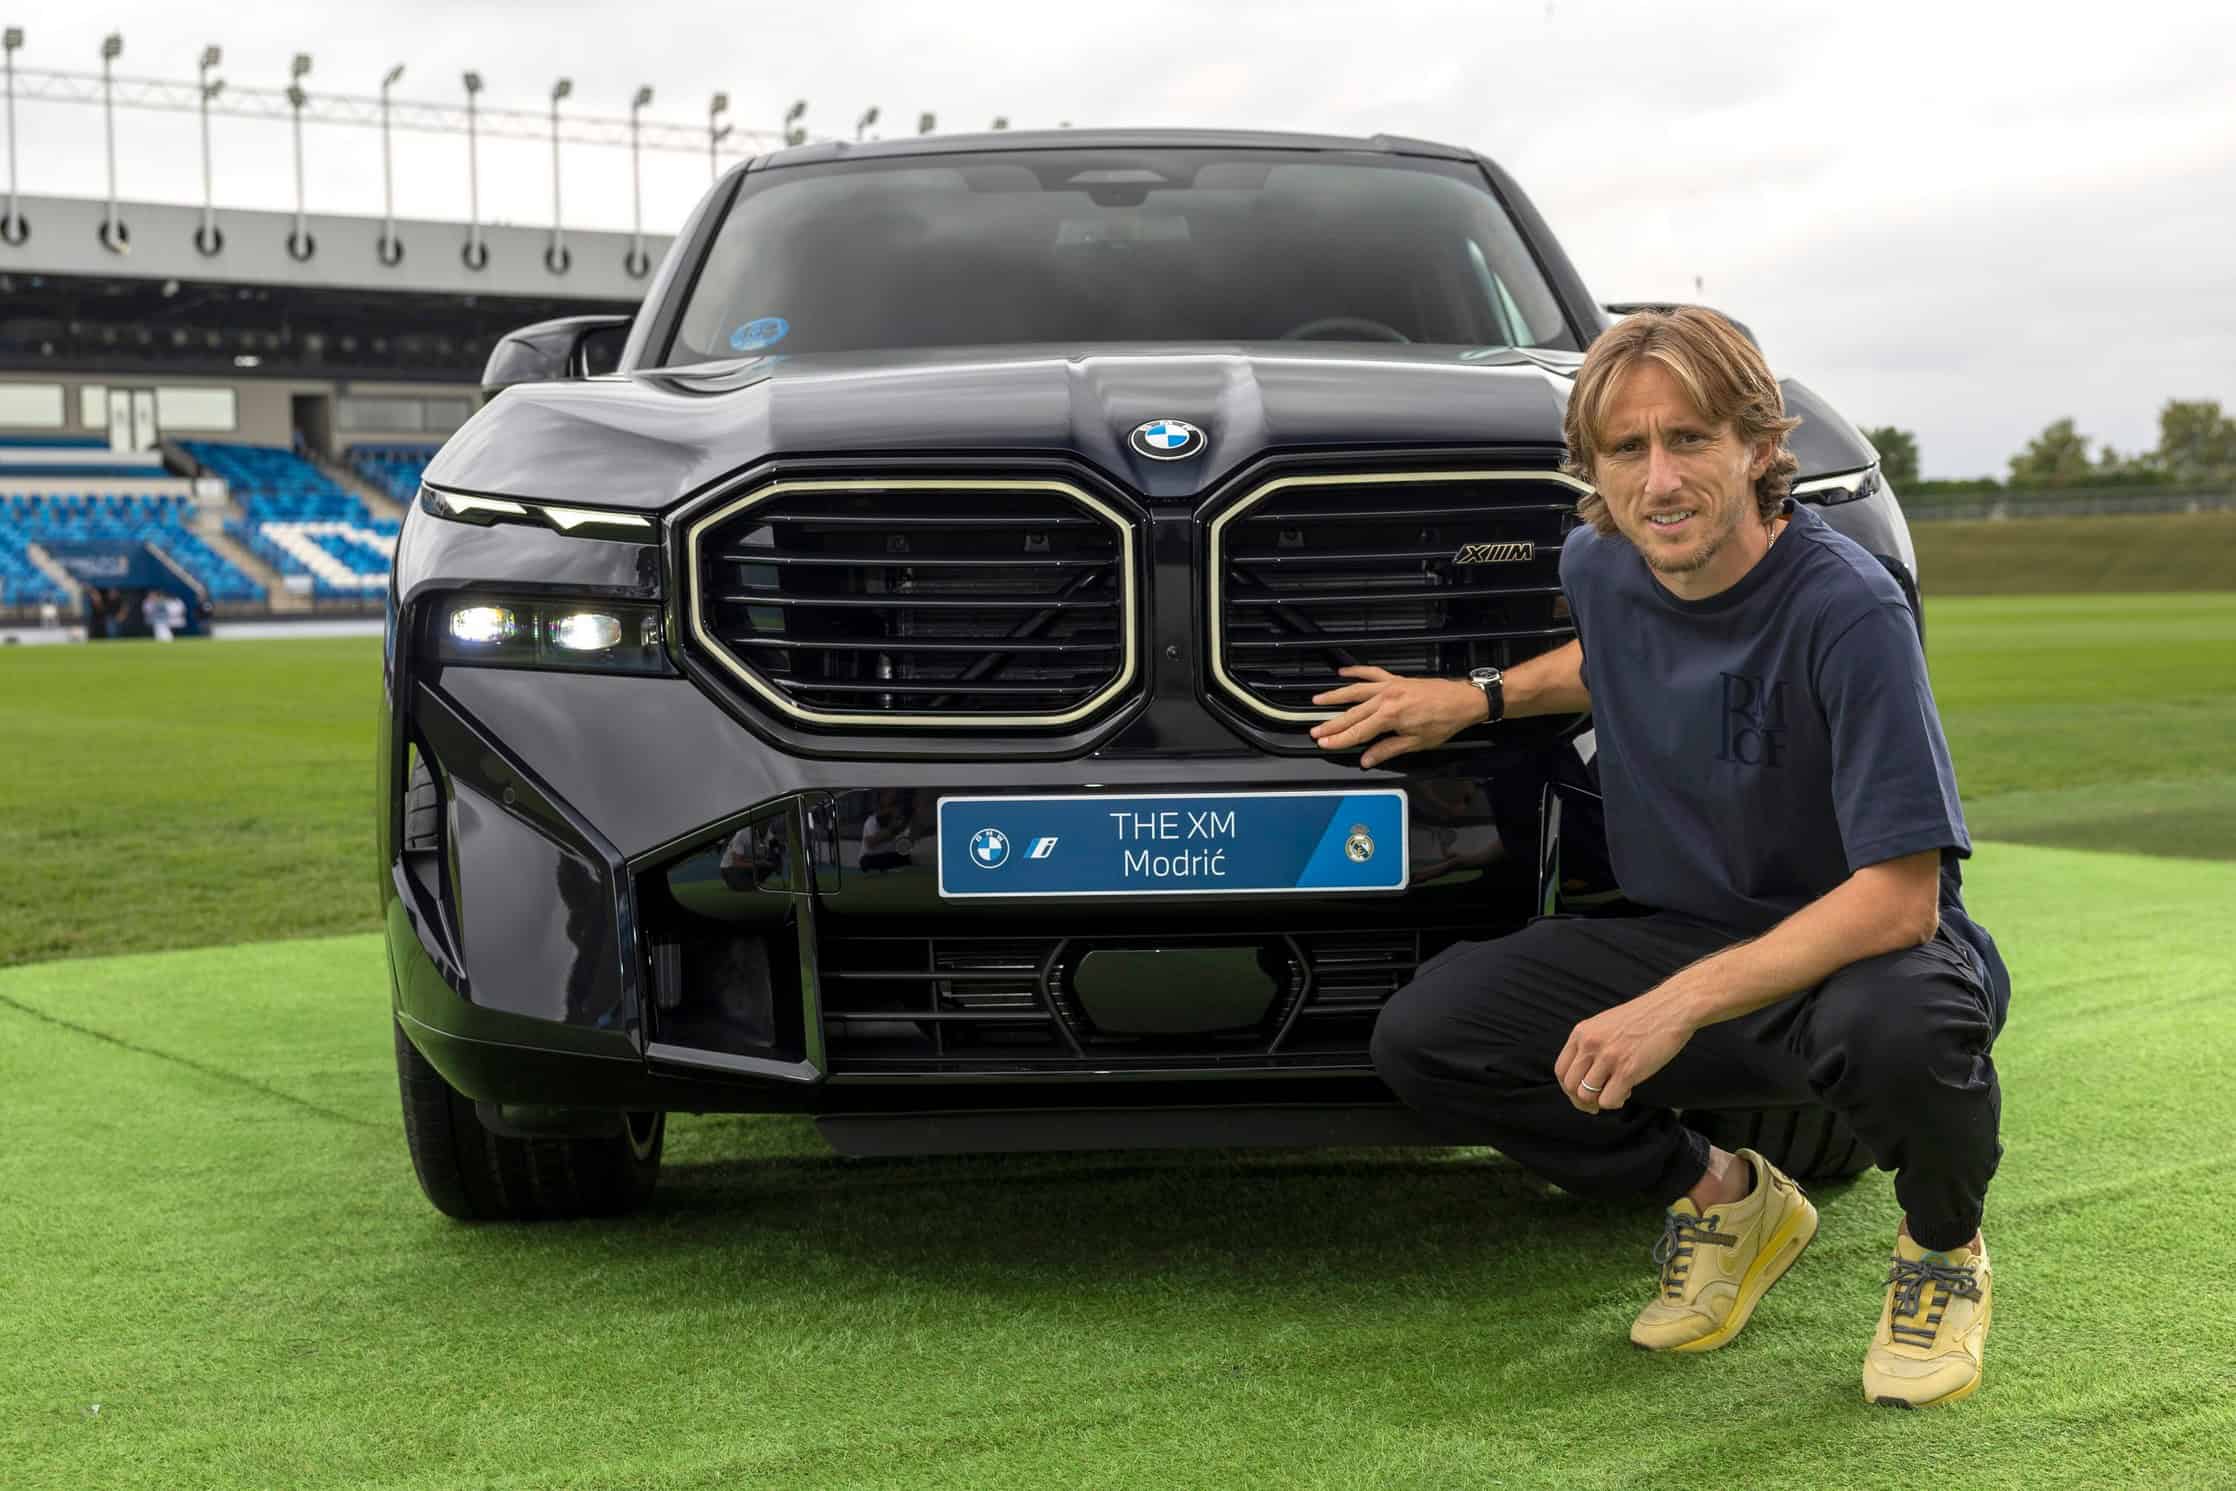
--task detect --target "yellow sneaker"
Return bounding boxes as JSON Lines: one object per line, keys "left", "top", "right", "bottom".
{"left": 1864, "top": 1232, "right": 1992, "bottom": 1407}
{"left": 1630, "top": 1148, "right": 1819, "bottom": 1352}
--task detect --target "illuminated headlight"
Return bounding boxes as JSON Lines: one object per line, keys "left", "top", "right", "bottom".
{"left": 548, "top": 611, "right": 624, "bottom": 651}
{"left": 433, "top": 596, "right": 669, "bottom": 674}
{"left": 1791, "top": 464, "right": 1883, "bottom": 506}
{"left": 421, "top": 485, "right": 654, "bottom": 535}
{"left": 449, "top": 605, "right": 518, "bottom": 645}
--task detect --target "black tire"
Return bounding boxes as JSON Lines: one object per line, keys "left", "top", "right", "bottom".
{"left": 1682, "top": 1104, "right": 1873, "bottom": 1183}
{"left": 394, "top": 1022, "right": 664, "bottom": 1221}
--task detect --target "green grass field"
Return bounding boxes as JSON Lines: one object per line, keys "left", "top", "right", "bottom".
{"left": 1911, "top": 510, "right": 2236, "bottom": 595}
{"left": 4, "top": 594, "right": 2235, "bottom": 1488}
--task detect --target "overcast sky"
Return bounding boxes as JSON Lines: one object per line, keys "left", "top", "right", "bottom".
{"left": 9, "top": 0, "right": 2233, "bottom": 477}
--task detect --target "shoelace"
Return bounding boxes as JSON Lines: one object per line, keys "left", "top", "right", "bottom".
{"left": 1884, "top": 1255, "right": 1982, "bottom": 1345}
{"left": 1653, "top": 1212, "right": 1739, "bottom": 1299}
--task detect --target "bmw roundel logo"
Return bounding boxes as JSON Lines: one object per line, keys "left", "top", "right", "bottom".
{"left": 969, "top": 827, "right": 1010, "bottom": 869}
{"left": 1130, "top": 418, "right": 1206, "bottom": 461}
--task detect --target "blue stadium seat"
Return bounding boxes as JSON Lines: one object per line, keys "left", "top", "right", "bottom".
{"left": 180, "top": 441, "right": 394, "bottom": 595}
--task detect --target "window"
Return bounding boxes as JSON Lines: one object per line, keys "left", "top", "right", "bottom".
{"left": 81, "top": 385, "right": 110, "bottom": 430}
{"left": 422, "top": 398, "right": 474, "bottom": 434}
{"left": 338, "top": 395, "right": 476, "bottom": 434}
{"left": 0, "top": 382, "right": 66, "bottom": 429}
{"left": 666, "top": 149, "right": 1579, "bottom": 364}
{"left": 338, "top": 396, "right": 423, "bottom": 432}
{"left": 154, "top": 386, "right": 238, "bottom": 431}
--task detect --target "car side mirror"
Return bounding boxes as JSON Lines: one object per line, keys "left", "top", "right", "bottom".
{"left": 1600, "top": 302, "right": 1760, "bottom": 351}
{"left": 480, "top": 314, "right": 634, "bottom": 396}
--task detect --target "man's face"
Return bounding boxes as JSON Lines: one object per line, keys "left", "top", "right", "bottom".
{"left": 1591, "top": 360, "right": 1772, "bottom": 594}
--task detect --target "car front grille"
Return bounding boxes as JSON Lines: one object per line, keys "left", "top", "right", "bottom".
{"left": 816, "top": 926, "right": 1451, "bottom": 1075}
{"left": 1208, "top": 469, "right": 1585, "bottom": 729}
{"left": 685, "top": 476, "right": 1138, "bottom": 729}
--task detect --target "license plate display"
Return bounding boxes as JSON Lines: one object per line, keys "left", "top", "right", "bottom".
{"left": 936, "top": 789, "right": 1408, "bottom": 899}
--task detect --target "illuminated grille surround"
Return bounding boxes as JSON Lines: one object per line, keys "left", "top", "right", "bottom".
{"left": 684, "top": 476, "right": 1140, "bottom": 730}
{"left": 1207, "top": 468, "right": 1592, "bottom": 726}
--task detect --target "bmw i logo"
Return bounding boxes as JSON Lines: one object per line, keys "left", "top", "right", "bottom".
{"left": 1130, "top": 418, "right": 1206, "bottom": 461}
{"left": 969, "top": 827, "right": 1010, "bottom": 869}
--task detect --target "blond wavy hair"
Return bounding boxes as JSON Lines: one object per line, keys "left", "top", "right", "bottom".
{"left": 1561, "top": 307, "right": 1801, "bottom": 537}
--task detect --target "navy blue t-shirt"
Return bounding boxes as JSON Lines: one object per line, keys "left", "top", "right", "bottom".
{"left": 1560, "top": 502, "right": 1988, "bottom": 953}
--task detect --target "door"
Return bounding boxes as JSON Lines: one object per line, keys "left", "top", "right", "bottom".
{"left": 127, "top": 388, "right": 157, "bottom": 451}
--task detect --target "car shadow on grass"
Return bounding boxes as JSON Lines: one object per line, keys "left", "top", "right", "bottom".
{"left": 491, "top": 1115, "right": 1881, "bottom": 1315}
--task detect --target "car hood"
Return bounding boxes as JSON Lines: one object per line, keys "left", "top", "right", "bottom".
{"left": 423, "top": 342, "right": 1872, "bottom": 512}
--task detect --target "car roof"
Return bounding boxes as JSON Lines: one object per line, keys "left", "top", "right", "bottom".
{"left": 756, "top": 127, "right": 1478, "bottom": 171}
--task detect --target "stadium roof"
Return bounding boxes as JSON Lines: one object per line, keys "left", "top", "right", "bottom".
{"left": 0, "top": 194, "right": 668, "bottom": 302}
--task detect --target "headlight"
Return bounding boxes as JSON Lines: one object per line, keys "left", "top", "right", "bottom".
{"left": 1791, "top": 464, "right": 1882, "bottom": 506}
{"left": 420, "top": 485, "right": 655, "bottom": 536}
{"left": 432, "top": 595, "right": 671, "bottom": 674}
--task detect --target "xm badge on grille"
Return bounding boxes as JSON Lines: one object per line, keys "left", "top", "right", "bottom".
{"left": 1452, "top": 541, "right": 1536, "bottom": 565}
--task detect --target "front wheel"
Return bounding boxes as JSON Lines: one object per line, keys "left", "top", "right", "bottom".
{"left": 394, "top": 1023, "right": 663, "bottom": 1220}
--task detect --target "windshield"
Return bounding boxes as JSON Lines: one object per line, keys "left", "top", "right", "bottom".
{"left": 663, "top": 149, "right": 1578, "bottom": 364}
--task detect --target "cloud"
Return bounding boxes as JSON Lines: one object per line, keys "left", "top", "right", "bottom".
{"left": 6, "top": 0, "right": 2231, "bottom": 475}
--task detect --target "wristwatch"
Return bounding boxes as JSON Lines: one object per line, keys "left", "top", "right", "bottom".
{"left": 1466, "top": 665, "right": 1505, "bottom": 724}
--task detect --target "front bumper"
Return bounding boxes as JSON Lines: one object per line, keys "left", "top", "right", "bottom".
{"left": 383, "top": 661, "right": 1553, "bottom": 1114}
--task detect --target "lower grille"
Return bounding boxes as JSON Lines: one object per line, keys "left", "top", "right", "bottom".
{"left": 817, "top": 926, "right": 1453, "bottom": 1075}
{"left": 1209, "top": 468, "right": 1584, "bottom": 730}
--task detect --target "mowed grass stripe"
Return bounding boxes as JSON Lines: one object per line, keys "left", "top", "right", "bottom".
{"left": 1910, "top": 511, "right": 2236, "bottom": 595}
{"left": 0, "top": 638, "right": 381, "bottom": 967}
{"left": 4, "top": 842, "right": 2234, "bottom": 1490}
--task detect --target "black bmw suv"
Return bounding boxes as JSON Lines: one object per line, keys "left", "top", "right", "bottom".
{"left": 381, "top": 130, "right": 1914, "bottom": 1219}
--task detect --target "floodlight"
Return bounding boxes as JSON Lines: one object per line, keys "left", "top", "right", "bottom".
{"left": 633, "top": 84, "right": 653, "bottom": 109}
{"left": 101, "top": 33, "right": 122, "bottom": 61}
{"left": 3, "top": 28, "right": 24, "bottom": 52}
{"left": 383, "top": 63, "right": 405, "bottom": 87}
{"left": 463, "top": 70, "right": 483, "bottom": 94}
{"left": 290, "top": 52, "right": 311, "bottom": 79}
{"left": 856, "top": 105, "right": 879, "bottom": 139}
{"left": 551, "top": 77, "right": 571, "bottom": 103}
{"left": 918, "top": 111, "right": 935, "bottom": 135}
{"left": 200, "top": 45, "right": 221, "bottom": 68}
{"left": 784, "top": 98, "right": 806, "bottom": 124}
{"left": 710, "top": 91, "right": 729, "bottom": 116}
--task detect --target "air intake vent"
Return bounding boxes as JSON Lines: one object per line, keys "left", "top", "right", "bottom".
{"left": 816, "top": 926, "right": 1459, "bottom": 1076}
{"left": 1208, "top": 469, "right": 1585, "bottom": 729}
{"left": 686, "top": 477, "right": 1138, "bottom": 729}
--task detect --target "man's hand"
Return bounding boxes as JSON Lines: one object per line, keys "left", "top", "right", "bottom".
{"left": 1309, "top": 666, "right": 1488, "bottom": 768}
{"left": 1554, "top": 992, "right": 1699, "bottom": 1114}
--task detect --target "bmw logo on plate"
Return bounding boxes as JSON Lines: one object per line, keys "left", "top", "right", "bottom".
{"left": 969, "top": 827, "right": 1010, "bottom": 869}
{"left": 1129, "top": 418, "right": 1206, "bottom": 461}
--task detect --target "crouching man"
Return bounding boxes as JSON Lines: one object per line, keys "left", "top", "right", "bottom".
{"left": 1312, "top": 308, "right": 2010, "bottom": 1407}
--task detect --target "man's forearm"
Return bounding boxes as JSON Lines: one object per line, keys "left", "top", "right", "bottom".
{"left": 1645, "top": 852, "right": 1944, "bottom": 1031}
{"left": 1500, "top": 639, "right": 1590, "bottom": 718}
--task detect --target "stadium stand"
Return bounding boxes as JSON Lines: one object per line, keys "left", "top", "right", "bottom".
{"left": 182, "top": 440, "right": 397, "bottom": 597}
{"left": 0, "top": 527, "right": 70, "bottom": 606}
{"left": 346, "top": 443, "right": 443, "bottom": 504}
{"left": 2, "top": 491, "right": 263, "bottom": 603}
{"left": 2, "top": 437, "right": 268, "bottom": 608}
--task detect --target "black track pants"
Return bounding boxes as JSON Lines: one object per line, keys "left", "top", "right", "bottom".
{"left": 1371, "top": 913, "right": 2010, "bottom": 1251}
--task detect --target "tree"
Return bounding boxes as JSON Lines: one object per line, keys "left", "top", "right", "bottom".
{"left": 2153, "top": 399, "right": 2236, "bottom": 481}
{"left": 2007, "top": 417, "right": 2095, "bottom": 487}
{"left": 1861, "top": 426, "right": 1919, "bottom": 486}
